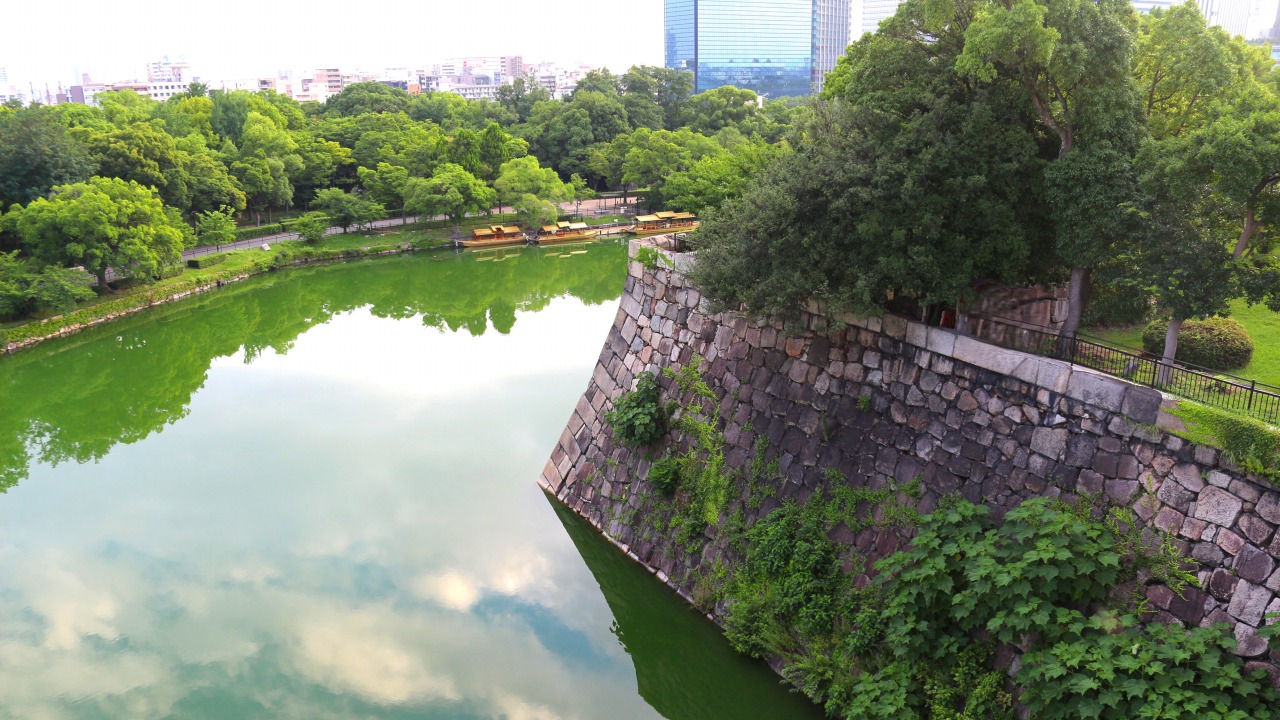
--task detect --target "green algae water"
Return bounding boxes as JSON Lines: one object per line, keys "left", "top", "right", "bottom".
{"left": 0, "top": 241, "right": 822, "bottom": 720}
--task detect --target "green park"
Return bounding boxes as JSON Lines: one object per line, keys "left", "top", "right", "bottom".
{"left": 6, "top": 0, "right": 1280, "bottom": 718}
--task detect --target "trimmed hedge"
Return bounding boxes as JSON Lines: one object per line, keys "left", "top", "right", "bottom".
{"left": 1142, "top": 316, "right": 1254, "bottom": 371}
{"left": 234, "top": 224, "right": 285, "bottom": 241}
{"left": 187, "top": 253, "right": 229, "bottom": 269}
{"left": 157, "top": 264, "right": 185, "bottom": 280}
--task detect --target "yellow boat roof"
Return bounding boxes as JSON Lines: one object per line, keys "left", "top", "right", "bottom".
{"left": 635, "top": 215, "right": 661, "bottom": 222}
{"left": 655, "top": 211, "right": 677, "bottom": 219}
{"left": 568, "top": 222, "right": 589, "bottom": 230}
{"left": 671, "top": 212, "right": 696, "bottom": 220}
{"left": 557, "top": 221, "right": 572, "bottom": 228}
{"left": 473, "top": 228, "right": 495, "bottom": 237}
{"left": 500, "top": 225, "right": 521, "bottom": 234}
{"left": 541, "top": 225, "right": 559, "bottom": 232}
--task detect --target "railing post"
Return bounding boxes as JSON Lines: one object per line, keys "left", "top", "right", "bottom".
{"left": 1249, "top": 380, "right": 1257, "bottom": 412}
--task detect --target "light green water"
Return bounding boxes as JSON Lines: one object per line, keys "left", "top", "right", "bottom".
{"left": 0, "top": 242, "right": 823, "bottom": 720}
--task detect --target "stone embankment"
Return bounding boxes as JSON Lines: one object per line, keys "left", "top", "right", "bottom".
{"left": 541, "top": 239, "right": 1280, "bottom": 677}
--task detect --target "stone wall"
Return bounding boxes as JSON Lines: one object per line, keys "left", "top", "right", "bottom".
{"left": 540, "top": 241, "right": 1280, "bottom": 675}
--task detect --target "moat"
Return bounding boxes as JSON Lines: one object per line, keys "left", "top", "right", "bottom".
{"left": 0, "top": 242, "right": 821, "bottom": 719}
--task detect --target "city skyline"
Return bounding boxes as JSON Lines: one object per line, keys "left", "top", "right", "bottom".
{"left": 3, "top": 0, "right": 665, "bottom": 90}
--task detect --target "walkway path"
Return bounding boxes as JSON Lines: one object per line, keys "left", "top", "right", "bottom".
{"left": 101, "top": 197, "right": 635, "bottom": 283}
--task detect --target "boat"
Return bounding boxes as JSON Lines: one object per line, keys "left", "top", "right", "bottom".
{"left": 459, "top": 224, "right": 528, "bottom": 248}
{"left": 629, "top": 211, "right": 700, "bottom": 237}
{"left": 536, "top": 221, "right": 599, "bottom": 244}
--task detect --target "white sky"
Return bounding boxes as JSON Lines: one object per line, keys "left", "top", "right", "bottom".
{"left": 3, "top": 0, "right": 665, "bottom": 88}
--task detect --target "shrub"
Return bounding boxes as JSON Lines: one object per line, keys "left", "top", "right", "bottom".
{"left": 156, "top": 264, "right": 184, "bottom": 280}
{"left": 234, "top": 224, "right": 284, "bottom": 242}
{"left": 1019, "top": 617, "right": 1280, "bottom": 719}
{"left": 187, "top": 253, "right": 229, "bottom": 269}
{"left": 648, "top": 454, "right": 681, "bottom": 495}
{"left": 604, "top": 371, "right": 666, "bottom": 446}
{"left": 1142, "top": 316, "right": 1254, "bottom": 371}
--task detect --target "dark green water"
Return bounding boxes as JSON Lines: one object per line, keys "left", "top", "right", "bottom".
{"left": 0, "top": 242, "right": 822, "bottom": 719}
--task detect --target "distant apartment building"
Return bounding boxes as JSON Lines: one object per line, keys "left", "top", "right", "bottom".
{"left": 220, "top": 78, "right": 277, "bottom": 92}
{"left": 144, "top": 57, "right": 192, "bottom": 101}
{"left": 665, "top": 0, "right": 851, "bottom": 97}
{"left": 313, "top": 68, "right": 344, "bottom": 94}
{"left": 68, "top": 83, "right": 106, "bottom": 105}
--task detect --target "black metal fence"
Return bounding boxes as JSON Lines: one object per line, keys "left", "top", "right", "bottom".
{"left": 968, "top": 314, "right": 1280, "bottom": 424}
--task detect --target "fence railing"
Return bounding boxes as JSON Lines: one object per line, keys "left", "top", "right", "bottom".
{"left": 967, "top": 314, "right": 1280, "bottom": 424}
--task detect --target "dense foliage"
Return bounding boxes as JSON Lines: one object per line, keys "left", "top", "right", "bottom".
{"left": 715, "top": 494, "right": 1276, "bottom": 719}
{"left": 1141, "top": 316, "right": 1254, "bottom": 370}
{"left": 0, "top": 65, "right": 795, "bottom": 322}
{"left": 691, "top": 0, "right": 1280, "bottom": 368}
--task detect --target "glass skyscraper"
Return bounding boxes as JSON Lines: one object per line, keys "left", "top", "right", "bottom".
{"left": 665, "top": 0, "right": 851, "bottom": 98}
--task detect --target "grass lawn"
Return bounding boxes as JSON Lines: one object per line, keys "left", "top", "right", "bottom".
{"left": 1091, "top": 298, "right": 1280, "bottom": 388}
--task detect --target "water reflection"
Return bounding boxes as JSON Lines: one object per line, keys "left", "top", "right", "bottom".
{"left": 551, "top": 501, "right": 826, "bottom": 720}
{"left": 0, "top": 242, "right": 625, "bottom": 490}
{"left": 0, "top": 241, "right": 821, "bottom": 719}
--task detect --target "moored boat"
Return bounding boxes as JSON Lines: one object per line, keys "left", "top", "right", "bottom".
{"left": 459, "top": 224, "right": 528, "bottom": 248}
{"left": 629, "top": 211, "right": 700, "bottom": 237}
{"left": 536, "top": 221, "right": 599, "bottom": 244}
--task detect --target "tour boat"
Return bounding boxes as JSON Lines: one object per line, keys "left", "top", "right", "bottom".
{"left": 460, "top": 224, "right": 529, "bottom": 248}
{"left": 629, "top": 211, "right": 700, "bottom": 237}
{"left": 536, "top": 221, "right": 599, "bottom": 244}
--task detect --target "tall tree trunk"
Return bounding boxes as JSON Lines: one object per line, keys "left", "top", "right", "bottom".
{"left": 96, "top": 268, "right": 109, "bottom": 293}
{"left": 1234, "top": 203, "right": 1259, "bottom": 259}
{"left": 1057, "top": 266, "right": 1091, "bottom": 358}
{"left": 1157, "top": 315, "right": 1184, "bottom": 387}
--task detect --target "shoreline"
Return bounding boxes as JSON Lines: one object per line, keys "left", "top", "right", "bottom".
{"left": 2, "top": 242, "right": 427, "bottom": 357}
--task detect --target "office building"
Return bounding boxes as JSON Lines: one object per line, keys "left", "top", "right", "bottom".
{"left": 665, "top": 0, "right": 852, "bottom": 98}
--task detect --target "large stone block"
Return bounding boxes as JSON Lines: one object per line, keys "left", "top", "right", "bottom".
{"left": 1195, "top": 486, "right": 1245, "bottom": 527}
{"left": 926, "top": 327, "right": 956, "bottom": 356}
{"left": 1121, "top": 386, "right": 1162, "bottom": 425}
{"left": 1065, "top": 368, "right": 1128, "bottom": 414}
{"left": 1031, "top": 427, "right": 1069, "bottom": 461}
{"left": 1228, "top": 580, "right": 1274, "bottom": 627}
{"left": 952, "top": 335, "right": 1032, "bottom": 378}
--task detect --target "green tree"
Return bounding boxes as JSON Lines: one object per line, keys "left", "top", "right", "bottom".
{"left": 194, "top": 207, "right": 237, "bottom": 248}
{"left": 495, "top": 156, "right": 572, "bottom": 228}
{"left": 9, "top": 177, "right": 186, "bottom": 289}
{"left": 0, "top": 105, "right": 94, "bottom": 209}
{"left": 662, "top": 140, "right": 783, "bottom": 214}
{"left": 402, "top": 163, "right": 496, "bottom": 232}
{"left": 571, "top": 68, "right": 621, "bottom": 97}
{"left": 496, "top": 76, "right": 552, "bottom": 123}
{"left": 356, "top": 162, "right": 410, "bottom": 221}
{"left": 570, "top": 173, "right": 595, "bottom": 216}
{"left": 323, "top": 82, "right": 412, "bottom": 117}
{"left": 693, "top": 15, "right": 1048, "bottom": 320}
{"left": 293, "top": 211, "right": 329, "bottom": 243}
{"left": 0, "top": 251, "right": 95, "bottom": 320}
{"left": 311, "top": 188, "right": 384, "bottom": 233}
{"left": 685, "top": 86, "right": 760, "bottom": 135}
{"left": 477, "top": 122, "right": 513, "bottom": 182}
{"left": 955, "top": 0, "right": 1144, "bottom": 342}
{"left": 1127, "top": 4, "right": 1280, "bottom": 372}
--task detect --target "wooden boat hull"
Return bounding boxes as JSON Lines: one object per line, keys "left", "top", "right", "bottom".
{"left": 630, "top": 221, "right": 700, "bottom": 237}
{"left": 536, "top": 230, "right": 599, "bottom": 244}
{"left": 458, "top": 236, "right": 530, "bottom": 248}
